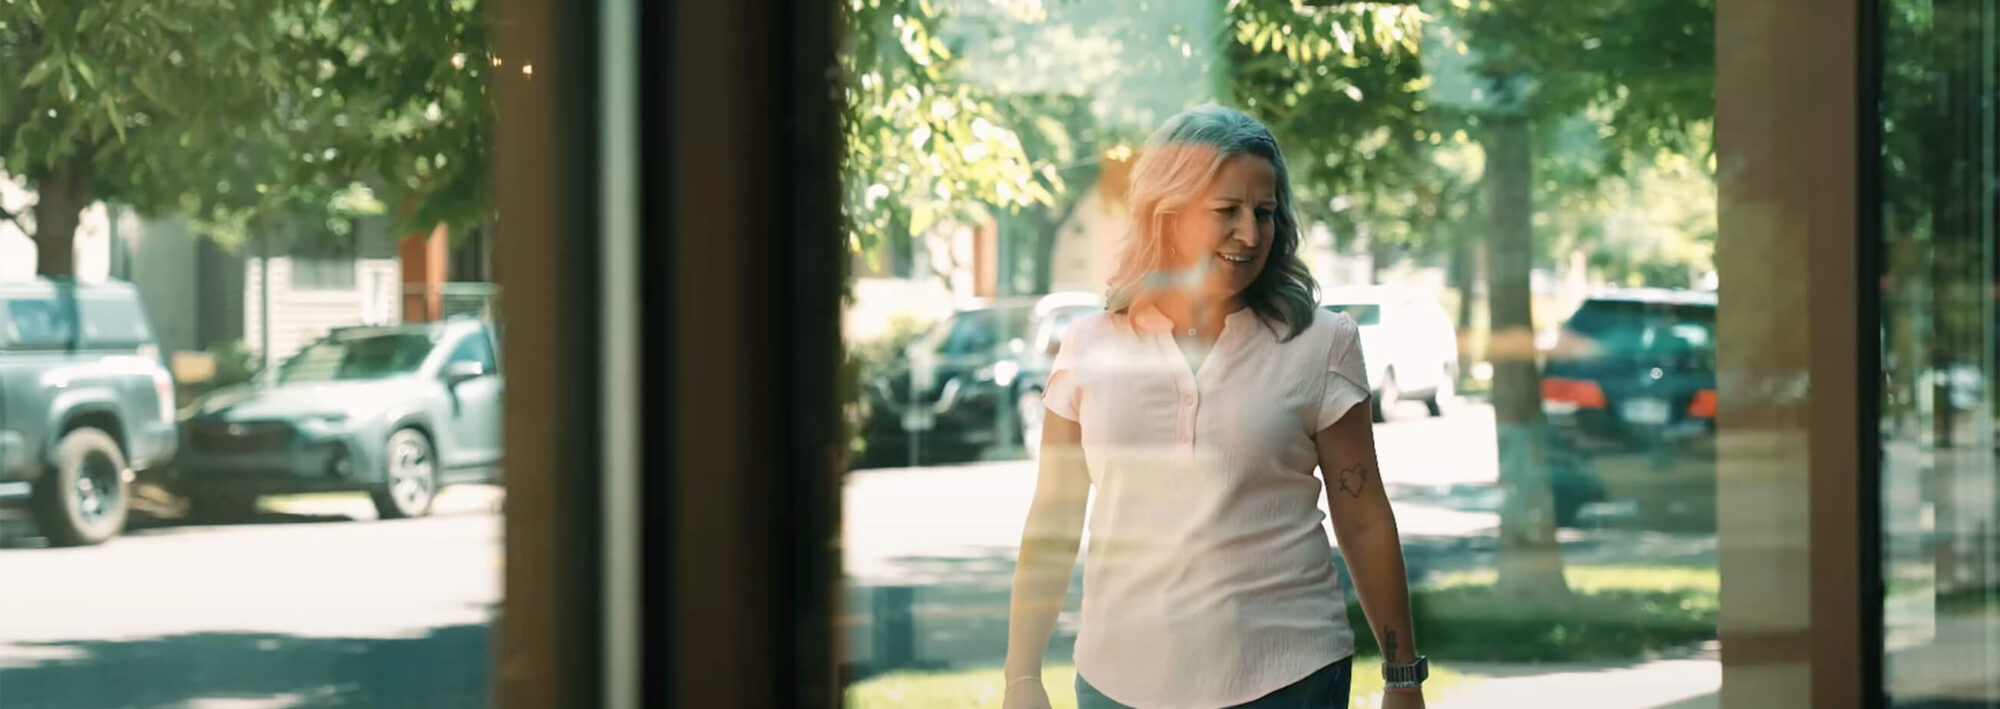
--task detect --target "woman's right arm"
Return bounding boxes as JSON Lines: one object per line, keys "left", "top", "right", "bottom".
{"left": 1002, "top": 409, "right": 1090, "bottom": 698}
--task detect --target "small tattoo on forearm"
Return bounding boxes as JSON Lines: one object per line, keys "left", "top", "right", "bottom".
{"left": 1336, "top": 463, "right": 1369, "bottom": 498}
{"left": 1384, "top": 629, "right": 1399, "bottom": 661}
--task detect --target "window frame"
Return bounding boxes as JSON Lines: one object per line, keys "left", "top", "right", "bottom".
{"left": 483, "top": 1, "right": 1886, "bottom": 708}
{"left": 289, "top": 221, "right": 362, "bottom": 292}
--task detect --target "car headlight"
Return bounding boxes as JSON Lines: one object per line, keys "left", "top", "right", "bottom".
{"left": 976, "top": 361, "right": 1021, "bottom": 388}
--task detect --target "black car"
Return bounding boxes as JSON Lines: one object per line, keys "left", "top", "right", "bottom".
{"left": 1541, "top": 289, "right": 1718, "bottom": 528}
{"left": 859, "top": 292, "right": 1102, "bottom": 466}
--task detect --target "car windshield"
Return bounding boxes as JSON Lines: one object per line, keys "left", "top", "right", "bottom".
{"left": 276, "top": 331, "right": 441, "bottom": 383}
{"left": 1323, "top": 303, "right": 1383, "bottom": 326}
{"left": 922, "top": 307, "right": 1036, "bottom": 356}
{"left": 1562, "top": 299, "right": 1716, "bottom": 361}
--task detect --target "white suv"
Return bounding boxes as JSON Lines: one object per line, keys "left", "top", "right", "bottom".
{"left": 1320, "top": 285, "right": 1460, "bottom": 422}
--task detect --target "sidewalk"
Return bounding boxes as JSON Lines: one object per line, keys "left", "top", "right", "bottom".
{"left": 841, "top": 456, "right": 1727, "bottom": 706}
{"left": 1424, "top": 647, "right": 1719, "bottom": 709}
{"left": 260, "top": 485, "right": 506, "bottom": 519}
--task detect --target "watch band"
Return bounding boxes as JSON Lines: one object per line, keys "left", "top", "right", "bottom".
{"left": 1381, "top": 655, "right": 1429, "bottom": 684}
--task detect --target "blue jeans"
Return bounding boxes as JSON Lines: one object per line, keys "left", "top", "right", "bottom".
{"left": 1074, "top": 657, "right": 1352, "bottom": 709}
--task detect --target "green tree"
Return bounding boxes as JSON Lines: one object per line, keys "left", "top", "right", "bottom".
{"left": 0, "top": 0, "right": 491, "bottom": 276}
{"left": 1229, "top": 3, "right": 1431, "bottom": 269}
{"left": 840, "top": 0, "right": 1060, "bottom": 261}
{"left": 841, "top": 0, "right": 1433, "bottom": 297}
{"left": 1446, "top": 0, "right": 1716, "bottom": 599}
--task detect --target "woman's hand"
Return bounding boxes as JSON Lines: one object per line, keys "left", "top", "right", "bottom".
{"left": 1381, "top": 689, "right": 1426, "bottom": 709}
{"left": 1001, "top": 678, "right": 1053, "bottom": 709}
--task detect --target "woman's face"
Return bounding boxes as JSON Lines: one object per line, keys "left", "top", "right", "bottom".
{"left": 1162, "top": 153, "right": 1279, "bottom": 302}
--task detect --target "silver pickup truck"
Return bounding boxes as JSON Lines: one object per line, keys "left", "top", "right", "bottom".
{"left": 0, "top": 279, "right": 178, "bottom": 546}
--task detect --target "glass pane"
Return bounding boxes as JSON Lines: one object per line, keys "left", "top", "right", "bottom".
{"left": 1878, "top": 0, "right": 2000, "bottom": 703}
{"left": 79, "top": 296, "right": 157, "bottom": 349}
{"left": 278, "top": 329, "right": 443, "bottom": 383}
{"left": 1323, "top": 303, "right": 1385, "bottom": 327}
{"left": 839, "top": 0, "right": 1724, "bottom": 706}
{"left": 0, "top": 2, "right": 504, "bottom": 706}
{"left": 3, "top": 297, "right": 76, "bottom": 350}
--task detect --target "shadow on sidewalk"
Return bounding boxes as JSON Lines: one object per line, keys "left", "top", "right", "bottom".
{"left": 0, "top": 624, "right": 490, "bottom": 709}
{"left": 1642, "top": 693, "right": 1717, "bottom": 709}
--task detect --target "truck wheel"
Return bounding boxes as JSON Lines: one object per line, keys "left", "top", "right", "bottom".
{"left": 371, "top": 428, "right": 438, "bottom": 519}
{"left": 32, "top": 428, "right": 131, "bottom": 546}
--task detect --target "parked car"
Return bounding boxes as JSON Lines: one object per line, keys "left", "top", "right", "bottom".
{"left": 1320, "top": 285, "right": 1460, "bottom": 422}
{"left": 1540, "top": 289, "right": 1718, "bottom": 527}
{"left": 170, "top": 319, "right": 503, "bottom": 521}
{"left": 859, "top": 292, "right": 1103, "bottom": 465}
{"left": 0, "top": 278, "right": 179, "bottom": 546}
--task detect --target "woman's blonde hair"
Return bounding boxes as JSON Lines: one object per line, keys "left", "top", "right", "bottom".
{"left": 1104, "top": 105, "right": 1319, "bottom": 341}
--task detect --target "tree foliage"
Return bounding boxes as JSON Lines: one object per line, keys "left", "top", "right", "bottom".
{"left": 1446, "top": 0, "right": 1714, "bottom": 173}
{"left": 1436, "top": 0, "right": 1716, "bottom": 599}
{"left": 0, "top": 0, "right": 491, "bottom": 272}
{"left": 840, "top": 0, "right": 1432, "bottom": 270}
{"left": 840, "top": 0, "right": 1061, "bottom": 257}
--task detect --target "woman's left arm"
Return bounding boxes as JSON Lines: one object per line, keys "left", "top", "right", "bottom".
{"left": 1316, "top": 404, "right": 1425, "bottom": 706}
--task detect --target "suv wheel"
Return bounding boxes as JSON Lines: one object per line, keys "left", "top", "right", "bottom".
{"left": 372, "top": 428, "right": 438, "bottom": 520}
{"left": 1425, "top": 368, "right": 1454, "bottom": 418}
{"left": 32, "top": 428, "right": 131, "bottom": 546}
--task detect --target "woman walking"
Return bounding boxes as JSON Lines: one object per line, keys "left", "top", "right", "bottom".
{"left": 1002, "top": 105, "right": 1427, "bottom": 709}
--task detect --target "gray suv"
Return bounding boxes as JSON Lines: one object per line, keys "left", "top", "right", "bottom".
{"left": 171, "top": 320, "right": 504, "bottom": 521}
{"left": 0, "top": 279, "right": 179, "bottom": 546}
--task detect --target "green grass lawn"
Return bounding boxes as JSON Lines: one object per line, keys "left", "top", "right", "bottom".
{"left": 1359, "top": 564, "right": 1719, "bottom": 662}
{"left": 846, "top": 564, "right": 1717, "bottom": 707}
{"left": 845, "top": 659, "right": 1463, "bottom": 709}
{"left": 1937, "top": 587, "right": 2000, "bottom": 617}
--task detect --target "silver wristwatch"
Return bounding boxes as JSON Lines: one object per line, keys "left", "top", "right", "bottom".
{"left": 1381, "top": 655, "right": 1429, "bottom": 688}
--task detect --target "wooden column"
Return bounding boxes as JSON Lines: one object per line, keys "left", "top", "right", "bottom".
{"left": 1714, "top": 0, "right": 1868, "bottom": 706}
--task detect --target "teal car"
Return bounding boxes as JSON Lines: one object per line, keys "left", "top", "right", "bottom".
{"left": 170, "top": 320, "right": 504, "bottom": 521}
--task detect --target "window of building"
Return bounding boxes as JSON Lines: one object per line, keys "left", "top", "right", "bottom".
{"left": 291, "top": 221, "right": 360, "bottom": 291}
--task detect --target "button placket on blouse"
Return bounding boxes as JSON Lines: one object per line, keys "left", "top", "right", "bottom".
{"left": 1178, "top": 377, "right": 1198, "bottom": 447}
{"left": 1153, "top": 331, "right": 1201, "bottom": 449}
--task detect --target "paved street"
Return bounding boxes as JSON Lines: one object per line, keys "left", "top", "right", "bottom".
{"left": 0, "top": 402, "right": 1725, "bottom": 708}
{"left": 0, "top": 488, "right": 502, "bottom": 709}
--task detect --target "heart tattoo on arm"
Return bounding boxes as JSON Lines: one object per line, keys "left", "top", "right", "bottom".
{"left": 1336, "top": 462, "right": 1369, "bottom": 499}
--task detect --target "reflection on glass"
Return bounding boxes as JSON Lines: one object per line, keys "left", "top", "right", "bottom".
{"left": 838, "top": 0, "right": 1722, "bottom": 707}
{"left": 0, "top": 0, "right": 501, "bottom": 705}
{"left": 1877, "top": 0, "right": 2000, "bottom": 703}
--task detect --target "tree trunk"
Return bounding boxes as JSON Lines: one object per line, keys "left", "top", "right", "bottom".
{"left": 33, "top": 160, "right": 91, "bottom": 277}
{"left": 1031, "top": 208, "right": 1061, "bottom": 295}
{"left": 1369, "top": 236, "right": 1393, "bottom": 284}
{"left": 1449, "top": 230, "right": 1480, "bottom": 384}
{"left": 1031, "top": 163, "right": 1099, "bottom": 295}
{"left": 1484, "top": 114, "right": 1570, "bottom": 601}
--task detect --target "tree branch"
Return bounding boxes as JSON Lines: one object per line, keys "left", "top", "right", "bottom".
{"left": 0, "top": 203, "right": 31, "bottom": 238}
